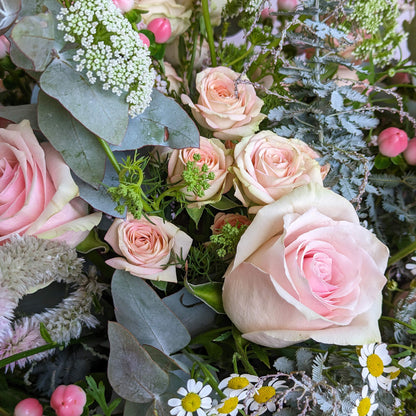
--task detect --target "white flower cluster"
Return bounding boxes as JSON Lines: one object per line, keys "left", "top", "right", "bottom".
{"left": 56, "top": 0, "right": 155, "bottom": 117}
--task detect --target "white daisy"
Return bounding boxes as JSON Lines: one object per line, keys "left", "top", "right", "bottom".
{"left": 208, "top": 391, "right": 245, "bottom": 416}
{"left": 168, "top": 379, "right": 213, "bottom": 416}
{"left": 351, "top": 385, "right": 378, "bottom": 416}
{"left": 358, "top": 343, "right": 395, "bottom": 391}
{"left": 405, "top": 256, "right": 416, "bottom": 275}
{"left": 245, "top": 379, "right": 286, "bottom": 415}
{"left": 218, "top": 373, "right": 259, "bottom": 397}
{"left": 387, "top": 356, "right": 412, "bottom": 381}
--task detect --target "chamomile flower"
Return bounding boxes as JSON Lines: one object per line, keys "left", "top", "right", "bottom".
{"left": 405, "top": 256, "right": 416, "bottom": 275}
{"left": 208, "top": 392, "right": 245, "bottom": 416}
{"left": 245, "top": 379, "right": 286, "bottom": 415}
{"left": 218, "top": 373, "right": 259, "bottom": 397}
{"left": 351, "top": 385, "right": 378, "bottom": 416}
{"left": 358, "top": 343, "right": 395, "bottom": 391}
{"left": 168, "top": 379, "right": 213, "bottom": 416}
{"left": 387, "top": 356, "right": 412, "bottom": 381}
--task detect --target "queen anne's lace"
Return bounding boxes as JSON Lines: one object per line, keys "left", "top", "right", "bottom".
{"left": 56, "top": 0, "right": 155, "bottom": 117}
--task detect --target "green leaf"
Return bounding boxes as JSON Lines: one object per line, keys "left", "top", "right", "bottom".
{"left": 374, "top": 153, "right": 391, "bottom": 169}
{"left": 111, "top": 270, "right": 191, "bottom": 355}
{"left": 0, "top": 104, "right": 38, "bottom": 129}
{"left": 9, "top": 41, "right": 35, "bottom": 71}
{"left": 40, "top": 55, "right": 129, "bottom": 145}
{"left": 184, "top": 279, "right": 224, "bottom": 314}
{"left": 210, "top": 195, "right": 241, "bottom": 210}
{"left": 76, "top": 229, "right": 109, "bottom": 254}
{"left": 0, "top": 0, "right": 21, "bottom": 36}
{"left": 39, "top": 322, "right": 53, "bottom": 343}
{"left": 11, "top": 12, "right": 55, "bottom": 72}
{"left": 112, "top": 89, "right": 200, "bottom": 150}
{"left": 186, "top": 207, "right": 204, "bottom": 228}
{"left": 108, "top": 321, "right": 169, "bottom": 403}
{"left": 142, "top": 345, "right": 183, "bottom": 373}
{"left": 37, "top": 90, "right": 107, "bottom": 187}
{"left": 20, "top": 0, "right": 62, "bottom": 16}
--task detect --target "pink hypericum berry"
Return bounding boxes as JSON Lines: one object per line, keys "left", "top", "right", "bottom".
{"left": 147, "top": 18, "right": 172, "bottom": 44}
{"left": 14, "top": 398, "right": 43, "bottom": 416}
{"left": 112, "top": 0, "right": 134, "bottom": 12}
{"left": 404, "top": 137, "right": 416, "bottom": 165}
{"left": 0, "top": 35, "right": 10, "bottom": 59}
{"left": 50, "top": 385, "right": 87, "bottom": 416}
{"left": 138, "top": 33, "right": 150, "bottom": 48}
{"left": 377, "top": 127, "right": 408, "bottom": 158}
{"left": 260, "top": 7, "right": 276, "bottom": 19}
{"left": 277, "top": 0, "right": 299, "bottom": 11}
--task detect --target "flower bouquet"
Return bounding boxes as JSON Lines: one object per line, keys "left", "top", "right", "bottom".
{"left": 1, "top": 0, "right": 416, "bottom": 415}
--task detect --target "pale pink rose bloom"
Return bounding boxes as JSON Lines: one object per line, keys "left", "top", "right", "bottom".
{"left": 50, "top": 385, "right": 86, "bottom": 416}
{"left": 167, "top": 137, "right": 233, "bottom": 208}
{"left": 0, "top": 120, "right": 101, "bottom": 247}
{"left": 181, "top": 67, "right": 266, "bottom": 141}
{"left": 211, "top": 212, "right": 251, "bottom": 235}
{"left": 104, "top": 214, "right": 192, "bottom": 282}
{"left": 222, "top": 184, "right": 389, "bottom": 348}
{"left": 232, "top": 131, "right": 329, "bottom": 212}
{"left": 112, "top": 0, "right": 134, "bottom": 12}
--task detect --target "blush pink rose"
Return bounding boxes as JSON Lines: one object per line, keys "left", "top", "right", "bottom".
{"left": 232, "top": 131, "right": 329, "bottom": 212}
{"left": 211, "top": 212, "right": 251, "bottom": 235}
{"left": 167, "top": 136, "right": 233, "bottom": 208}
{"left": 104, "top": 214, "right": 192, "bottom": 282}
{"left": 222, "top": 184, "right": 389, "bottom": 348}
{"left": 0, "top": 120, "right": 101, "bottom": 247}
{"left": 181, "top": 66, "right": 265, "bottom": 140}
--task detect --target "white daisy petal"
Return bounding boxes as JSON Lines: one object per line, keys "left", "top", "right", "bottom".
{"left": 199, "top": 385, "right": 213, "bottom": 398}
{"left": 168, "top": 399, "right": 182, "bottom": 407}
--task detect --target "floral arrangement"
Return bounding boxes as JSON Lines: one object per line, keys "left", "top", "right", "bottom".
{"left": 2, "top": 0, "right": 416, "bottom": 415}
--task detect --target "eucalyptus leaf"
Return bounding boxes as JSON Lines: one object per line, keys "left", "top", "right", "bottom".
{"left": 20, "top": 0, "right": 62, "bottom": 16}
{"left": 37, "top": 90, "right": 107, "bottom": 187}
{"left": 40, "top": 55, "right": 129, "bottom": 145}
{"left": 108, "top": 321, "right": 169, "bottom": 403}
{"left": 9, "top": 41, "right": 35, "bottom": 70}
{"left": 11, "top": 12, "right": 55, "bottom": 72}
{"left": 112, "top": 89, "right": 200, "bottom": 151}
{"left": 0, "top": 104, "right": 38, "bottom": 129}
{"left": 0, "top": 0, "right": 21, "bottom": 36}
{"left": 111, "top": 271, "right": 191, "bottom": 355}
{"left": 210, "top": 196, "right": 241, "bottom": 211}
{"left": 186, "top": 207, "right": 204, "bottom": 228}
{"left": 76, "top": 229, "right": 109, "bottom": 254}
{"left": 184, "top": 279, "right": 224, "bottom": 314}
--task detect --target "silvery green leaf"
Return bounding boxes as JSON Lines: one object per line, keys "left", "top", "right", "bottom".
{"left": 330, "top": 90, "right": 344, "bottom": 111}
{"left": 0, "top": 104, "right": 38, "bottom": 129}
{"left": 108, "top": 321, "right": 169, "bottom": 403}
{"left": 40, "top": 55, "right": 129, "bottom": 145}
{"left": 0, "top": 0, "right": 21, "bottom": 36}
{"left": 111, "top": 271, "right": 191, "bottom": 355}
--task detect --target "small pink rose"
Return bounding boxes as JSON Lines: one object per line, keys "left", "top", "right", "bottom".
{"left": 167, "top": 137, "right": 233, "bottom": 207}
{"left": 147, "top": 18, "right": 172, "bottom": 43}
{"left": 50, "top": 385, "right": 86, "bottom": 416}
{"left": 0, "top": 121, "right": 101, "bottom": 247}
{"left": 112, "top": 0, "right": 134, "bottom": 12}
{"left": 211, "top": 213, "right": 251, "bottom": 235}
{"left": 181, "top": 66, "right": 265, "bottom": 140}
{"left": 404, "top": 137, "right": 416, "bottom": 165}
{"left": 223, "top": 184, "right": 389, "bottom": 348}
{"left": 104, "top": 214, "right": 192, "bottom": 282}
{"left": 378, "top": 127, "right": 408, "bottom": 157}
{"left": 14, "top": 398, "right": 43, "bottom": 416}
{"left": 232, "top": 131, "right": 329, "bottom": 212}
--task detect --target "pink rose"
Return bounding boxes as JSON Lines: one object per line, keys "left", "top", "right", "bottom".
{"left": 181, "top": 67, "right": 265, "bottom": 140}
{"left": 104, "top": 214, "right": 192, "bottom": 282}
{"left": 167, "top": 136, "right": 233, "bottom": 208}
{"left": 222, "top": 184, "right": 388, "bottom": 348}
{"left": 211, "top": 212, "right": 251, "bottom": 235}
{"left": 232, "top": 131, "right": 329, "bottom": 212}
{"left": 0, "top": 121, "right": 101, "bottom": 247}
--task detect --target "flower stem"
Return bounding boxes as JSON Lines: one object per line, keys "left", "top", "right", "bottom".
{"left": 388, "top": 239, "right": 416, "bottom": 266}
{"left": 0, "top": 342, "right": 59, "bottom": 369}
{"left": 201, "top": 0, "right": 217, "bottom": 66}
{"left": 380, "top": 315, "right": 414, "bottom": 331}
{"left": 96, "top": 136, "right": 121, "bottom": 174}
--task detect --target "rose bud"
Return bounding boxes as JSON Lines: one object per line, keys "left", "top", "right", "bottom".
{"left": 14, "top": 398, "right": 43, "bottom": 416}
{"left": 50, "top": 385, "right": 86, "bottom": 416}
{"left": 112, "top": 0, "right": 134, "bottom": 12}
{"left": 277, "top": 0, "right": 298, "bottom": 11}
{"left": 138, "top": 33, "right": 150, "bottom": 48}
{"left": 404, "top": 137, "right": 416, "bottom": 165}
{"left": 147, "top": 18, "right": 172, "bottom": 44}
{"left": 377, "top": 127, "right": 408, "bottom": 157}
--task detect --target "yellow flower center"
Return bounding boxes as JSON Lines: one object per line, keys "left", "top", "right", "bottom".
{"left": 253, "top": 386, "right": 276, "bottom": 404}
{"left": 367, "top": 354, "right": 384, "bottom": 377}
{"left": 182, "top": 393, "right": 201, "bottom": 412}
{"left": 218, "top": 397, "right": 239, "bottom": 414}
{"left": 389, "top": 369, "right": 400, "bottom": 380}
{"left": 357, "top": 397, "right": 371, "bottom": 416}
{"left": 228, "top": 377, "right": 249, "bottom": 390}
